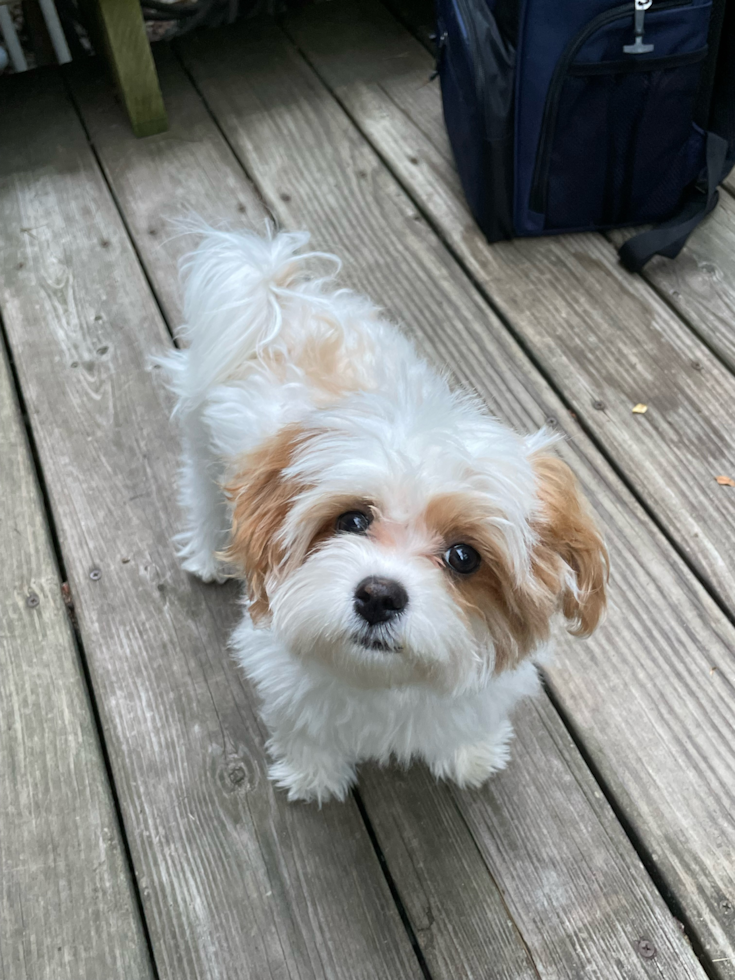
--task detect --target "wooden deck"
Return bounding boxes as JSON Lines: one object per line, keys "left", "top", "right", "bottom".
{"left": 1, "top": 2, "right": 734, "bottom": 977}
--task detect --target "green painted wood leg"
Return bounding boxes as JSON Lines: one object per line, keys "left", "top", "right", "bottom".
{"left": 83, "top": 0, "right": 167, "bottom": 137}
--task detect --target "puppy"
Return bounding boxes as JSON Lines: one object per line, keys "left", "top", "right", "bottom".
{"left": 160, "top": 228, "right": 608, "bottom": 804}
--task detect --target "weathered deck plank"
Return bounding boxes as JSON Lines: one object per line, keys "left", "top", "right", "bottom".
{"left": 0, "top": 70, "right": 424, "bottom": 980}
{"left": 360, "top": 693, "right": 715, "bottom": 980}
{"left": 66, "top": 49, "right": 708, "bottom": 980}
{"left": 67, "top": 55, "right": 262, "bottom": 326}
{"left": 610, "top": 192, "right": 735, "bottom": 373}
{"left": 0, "top": 337, "right": 153, "bottom": 976}
{"left": 176, "top": 19, "right": 733, "bottom": 973}
{"left": 285, "top": 0, "right": 735, "bottom": 621}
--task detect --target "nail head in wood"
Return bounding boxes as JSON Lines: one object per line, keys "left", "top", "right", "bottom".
{"left": 636, "top": 939, "right": 656, "bottom": 959}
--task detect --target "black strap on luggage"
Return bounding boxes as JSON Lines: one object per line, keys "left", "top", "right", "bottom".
{"left": 618, "top": 131, "right": 729, "bottom": 273}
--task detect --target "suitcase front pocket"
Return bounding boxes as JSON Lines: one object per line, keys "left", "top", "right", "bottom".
{"left": 530, "top": 2, "right": 711, "bottom": 230}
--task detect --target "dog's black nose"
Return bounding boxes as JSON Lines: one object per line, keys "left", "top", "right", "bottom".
{"left": 354, "top": 577, "right": 408, "bottom": 625}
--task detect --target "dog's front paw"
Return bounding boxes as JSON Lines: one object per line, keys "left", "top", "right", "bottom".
{"left": 431, "top": 720, "right": 514, "bottom": 790}
{"left": 268, "top": 754, "right": 356, "bottom": 806}
{"left": 180, "top": 553, "right": 228, "bottom": 584}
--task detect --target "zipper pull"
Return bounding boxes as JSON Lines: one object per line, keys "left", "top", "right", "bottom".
{"left": 623, "top": 0, "right": 654, "bottom": 54}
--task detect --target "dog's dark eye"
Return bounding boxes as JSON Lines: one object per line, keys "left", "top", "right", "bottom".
{"left": 336, "top": 511, "right": 372, "bottom": 534}
{"left": 444, "top": 543, "right": 481, "bottom": 574}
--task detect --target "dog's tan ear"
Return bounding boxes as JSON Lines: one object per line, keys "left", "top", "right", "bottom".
{"left": 224, "top": 426, "right": 304, "bottom": 623}
{"left": 531, "top": 452, "right": 609, "bottom": 637}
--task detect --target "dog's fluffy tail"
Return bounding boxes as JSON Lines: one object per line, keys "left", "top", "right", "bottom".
{"left": 157, "top": 225, "right": 341, "bottom": 413}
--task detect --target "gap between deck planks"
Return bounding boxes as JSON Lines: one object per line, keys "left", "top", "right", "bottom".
{"left": 0, "top": 338, "right": 153, "bottom": 976}
{"left": 175, "top": 20, "right": 735, "bottom": 971}
{"left": 69, "top": 32, "right": 731, "bottom": 976}
{"left": 50, "top": 50, "right": 710, "bottom": 980}
{"left": 0, "top": 70, "right": 424, "bottom": 980}
{"left": 286, "top": 0, "right": 735, "bottom": 627}
{"left": 609, "top": 193, "right": 735, "bottom": 373}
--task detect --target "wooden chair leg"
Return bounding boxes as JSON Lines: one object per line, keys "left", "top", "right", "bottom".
{"left": 82, "top": 0, "right": 167, "bottom": 137}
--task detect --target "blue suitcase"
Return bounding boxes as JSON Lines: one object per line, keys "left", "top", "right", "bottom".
{"left": 435, "top": 0, "right": 735, "bottom": 269}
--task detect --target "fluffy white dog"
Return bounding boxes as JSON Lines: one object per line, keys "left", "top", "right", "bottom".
{"left": 160, "top": 228, "right": 608, "bottom": 804}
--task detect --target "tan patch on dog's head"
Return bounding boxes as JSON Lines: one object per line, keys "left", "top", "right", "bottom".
{"left": 423, "top": 459, "right": 607, "bottom": 672}
{"left": 224, "top": 425, "right": 376, "bottom": 622}
{"left": 298, "top": 496, "right": 378, "bottom": 558}
{"left": 530, "top": 451, "right": 608, "bottom": 638}
{"left": 224, "top": 425, "right": 306, "bottom": 623}
{"left": 424, "top": 494, "right": 552, "bottom": 672}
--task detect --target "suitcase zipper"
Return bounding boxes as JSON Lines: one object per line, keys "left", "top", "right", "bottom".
{"left": 529, "top": 0, "right": 690, "bottom": 215}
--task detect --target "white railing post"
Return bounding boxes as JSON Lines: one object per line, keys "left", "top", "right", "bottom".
{"left": 37, "top": 0, "right": 72, "bottom": 64}
{"left": 0, "top": 2, "right": 28, "bottom": 72}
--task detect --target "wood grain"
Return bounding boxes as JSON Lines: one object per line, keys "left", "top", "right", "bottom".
{"left": 0, "top": 69, "right": 422, "bottom": 980}
{"left": 611, "top": 191, "right": 735, "bottom": 372}
{"left": 283, "top": 0, "right": 735, "bottom": 624}
{"left": 0, "top": 336, "right": 152, "bottom": 977}
{"left": 177, "top": 18, "right": 733, "bottom": 974}
{"left": 359, "top": 692, "right": 717, "bottom": 980}
{"left": 357, "top": 764, "right": 540, "bottom": 980}
{"left": 66, "top": 54, "right": 268, "bottom": 328}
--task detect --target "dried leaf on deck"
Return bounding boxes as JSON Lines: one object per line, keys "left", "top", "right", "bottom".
{"left": 632, "top": 403, "right": 648, "bottom": 414}
{"left": 715, "top": 475, "right": 735, "bottom": 487}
